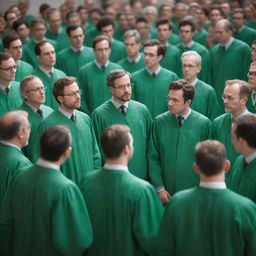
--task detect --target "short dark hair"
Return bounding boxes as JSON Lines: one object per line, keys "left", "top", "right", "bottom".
{"left": 77, "top": 5, "right": 88, "bottom": 13}
{"left": 46, "top": 8, "right": 59, "bottom": 20}
{"left": 0, "top": 52, "right": 12, "bottom": 66}
{"left": 96, "top": 16, "right": 115, "bottom": 31}
{"left": 143, "top": 39, "right": 166, "bottom": 57}
{"left": 53, "top": 77, "right": 77, "bottom": 103}
{"left": 39, "top": 3, "right": 50, "bottom": 15}
{"left": 156, "top": 18, "right": 172, "bottom": 30}
{"left": 89, "top": 8, "right": 104, "bottom": 17}
{"left": 234, "top": 114, "right": 256, "bottom": 149}
{"left": 30, "top": 18, "right": 45, "bottom": 28}
{"left": 40, "top": 125, "right": 71, "bottom": 161}
{"left": 195, "top": 140, "right": 226, "bottom": 176}
{"left": 232, "top": 8, "right": 245, "bottom": 18}
{"left": 169, "top": 79, "right": 195, "bottom": 102}
{"left": 101, "top": 124, "right": 131, "bottom": 159}
{"left": 209, "top": 5, "right": 225, "bottom": 18}
{"left": 92, "top": 35, "right": 111, "bottom": 49}
{"left": 106, "top": 69, "right": 131, "bottom": 87}
{"left": 12, "top": 19, "right": 29, "bottom": 31}
{"left": 3, "top": 34, "right": 21, "bottom": 49}
{"left": 66, "top": 24, "right": 83, "bottom": 36}
{"left": 179, "top": 19, "right": 196, "bottom": 32}
{"left": 4, "top": 10, "right": 15, "bottom": 22}
{"left": 136, "top": 16, "right": 149, "bottom": 24}
{"left": 66, "top": 11, "right": 79, "bottom": 21}
{"left": 34, "top": 40, "right": 51, "bottom": 56}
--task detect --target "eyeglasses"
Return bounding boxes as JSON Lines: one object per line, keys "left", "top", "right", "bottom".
{"left": 63, "top": 90, "right": 81, "bottom": 97}
{"left": 0, "top": 65, "right": 17, "bottom": 71}
{"left": 113, "top": 84, "right": 132, "bottom": 90}
{"left": 182, "top": 64, "right": 197, "bottom": 69}
{"left": 26, "top": 86, "right": 45, "bottom": 93}
{"left": 247, "top": 71, "right": 256, "bottom": 77}
{"left": 10, "top": 45, "right": 22, "bottom": 50}
{"left": 222, "top": 95, "right": 240, "bottom": 101}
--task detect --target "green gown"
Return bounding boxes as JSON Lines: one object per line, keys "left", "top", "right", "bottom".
{"left": 117, "top": 55, "right": 144, "bottom": 73}
{"left": 148, "top": 110, "right": 210, "bottom": 195}
{"left": 229, "top": 156, "right": 256, "bottom": 203}
{"left": 32, "top": 67, "right": 66, "bottom": 109}
{"left": 15, "top": 60, "right": 33, "bottom": 82}
{"left": 210, "top": 39, "right": 251, "bottom": 109}
{"left": 158, "top": 186, "right": 256, "bottom": 256}
{"left": 113, "top": 27, "right": 125, "bottom": 41}
{"left": 56, "top": 47, "right": 94, "bottom": 77}
{"left": 132, "top": 67, "right": 179, "bottom": 117}
{"left": 0, "top": 143, "right": 31, "bottom": 210}
{"left": 176, "top": 41, "right": 210, "bottom": 82}
{"left": 191, "top": 79, "right": 220, "bottom": 120}
{"left": 109, "top": 39, "right": 126, "bottom": 62}
{"left": 91, "top": 100, "right": 152, "bottom": 180}
{"left": 0, "top": 164, "right": 93, "bottom": 256}
{"left": 234, "top": 25, "right": 256, "bottom": 47}
{"left": 193, "top": 29, "right": 208, "bottom": 48}
{"left": 32, "top": 110, "right": 101, "bottom": 184}
{"left": 78, "top": 61, "right": 123, "bottom": 114}
{"left": 84, "top": 28, "right": 100, "bottom": 47}
{"left": 79, "top": 168, "right": 164, "bottom": 256}
{"left": 0, "top": 81, "right": 23, "bottom": 117}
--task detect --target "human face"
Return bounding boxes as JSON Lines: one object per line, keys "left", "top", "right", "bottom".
{"left": 90, "top": 12, "right": 102, "bottom": 25}
{"left": 160, "top": 6, "right": 173, "bottom": 19}
{"left": 6, "top": 12, "right": 17, "bottom": 28}
{"left": 0, "top": 58, "right": 16, "bottom": 84}
{"left": 182, "top": 55, "right": 201, "bottom": 82}
{"left": 124, "top": 36, "right": 140, "bottom": 58}
{"left": 78, "top": 8, "right": 88, "bottom": 23}
{"left": 231, "top": 123, "right": 241, "bottom": 154}
{"left": 168, "top": 89, "right": 190, "bottom": 115}
{"left": 214, "top": 23, "right": 232, "bottom": 44}
{"left": 143, "top": 45, "right": 162, "bottom": 71}
{"left": 179, "top": 25, "right": 194, "bottom": 44}
{"left": 157, "top": 24, "right": 171, "bottom": 43}
{"left": 119, "top": 14, "right": 129, "bottom": 30}
{"left": 5, "top": 39, "right": 23, "bottom": 61}
{"left": 175, "top": 5, "right": 188, "bottom": 20}
{"left": 136, "top": 21, "right": 150, "bottom": 40}
{"left": 94, "top": 39, "right": 111, "bottom": 64}
{"left": 232, "top": 12, "right": 245, "bottom": 30}
{"left": 221, "top": 3, "right": 231, "bottom": 16}
{"left": 251, "top": 43, "right": 256, "bottom": 61}
{"left": 248, "top": 64, "right": 256, "bottom": 89}
{"left": 58, "top": 82, "right": 81, "bottom": 112}
{"left": 0, "top": 16, "right": 6, "bottom": 33}
{"left": 24, "top": 77, "right": 45, "bottom": 107}
{"left": 67, "top": 14, "right": 81, "bottom": 26}
{"left": 16, "top": 24, "right": 30, "bottom": 40}
{"left": 209, "top": 10, "right": 223, "bottom": 25}
{"left": 48, "top": 12, "right": 61, "bottom": 32}
{"left": 222, "top": 84, "right": 245, "bottom": 115}
{"left": 37, "top": 43, "right": 56, "bottom": 68}
{"left": 69, "top": 27, "right": 84, "bottom": 49}
{"left": 101, "top": 25, "right": 114, "bottom": 39}
{"left": 110, "top": 74, "right": 132, "bottom": 103}
{"left": 32, "top": 23, "right": 46, "bottom": 41}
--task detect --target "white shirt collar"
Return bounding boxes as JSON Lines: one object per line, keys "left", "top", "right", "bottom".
{"left": 111, "top": 96, "right": 129, "bottom": 109}
{"left": 37, "top": 158, "right": 60, "bottom": 170}
{"left": 25, "top": 101, "right": 41, "bottom": 113}
{"left": 39, "top": 66, "right": 54, "bottom": 78}
{"left": 190, "top": 78, "right": 198, "bottom": 87}
{"left": 71, "top": 46, "right": 84, "bottom": 53}
{"left": 200, "top": 181, "right": 227, "bottom": 189}
{"left": 103, "top": 163, "right": 129, "bottom": 172}
{"left": 146, "top": 66, "right": 161, "bottom": 76}
{"left": 175, "top": 108, "right": 191, "bottom": 120}
{"left": 1, "top": 140, "right": 21, "bottom": 150}
{"left": 0, "top": 83, "right": 11, "bottom": 92}
{"left": 58, "top": 107, "right": 76, "bottom": 119}
{"left": 231, "top": 108, "right": 250, "bottom": 119}
{"left": 127, "top": 53, "right": 141, "bottom": 63}
{"left": 223, "top": 37, "right": 234, "bottom": 50}
{"left": 245, "top": 152, "right": 256, "bottom": 164}
{"left": 182, "top": 40, "right": 194, "bottom": 48}
{"left": 94, "top": 60, "right": 109, "bottom": 70}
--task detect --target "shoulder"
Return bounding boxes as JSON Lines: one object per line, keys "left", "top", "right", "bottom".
{"left": 108, "top": 61, "right": 123, "bottom": 69}
{"left": 132, "top": 68, "right": 146, "bottom": 78}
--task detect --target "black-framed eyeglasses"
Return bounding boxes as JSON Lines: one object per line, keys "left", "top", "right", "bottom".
{"left": 0, "top": 65, "right": 17, "bottom": 71}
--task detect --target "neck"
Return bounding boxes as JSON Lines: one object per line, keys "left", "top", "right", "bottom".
{"left": 113, "top": 96, "right": 127, "bottom": 105}
{"left": 41, "top": 157, "right": 62, "bottom": 166}
{"left": 129, "top": 52, "right": 139, "bottom": 61}
{"left": 3, "top": 138, "right": 22, "bottom": 148}
{"left": 26, "top": 100, "right": 41, "bottom": 109}
{"left": 231, "top": 106, "right": 246, "bottom": 118}
{"left": 185, "top": 77, "right": 197, "bottom": 84}
{"left": 60, "top": 105, "right": 75, "bottom": 114}
{"left": 106, "top": 158, "right": 128, "bottom": 166}
{"left": 200, "top": 173, "right": 225, "bottom": 182}
{"left": 0, "top": 78, "right": 11, "bottom": 87}
{"left": 178, "top": 106, "right": 189, "bottom": 116}
{"left": 183, "top": 39, "right": 192, "bottom": 46}
{"left": 242, "top": 148, "right": 256, "bottom": 158}
{"left": 41, "top": 64, "right": 53, "bottom": 71}
{"left": 148, "top": 64, "right": 160, "bottom": 73}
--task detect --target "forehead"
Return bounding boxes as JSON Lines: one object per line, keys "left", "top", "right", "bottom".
{"left": 224, "top": 83, "right": 240, "bottom": 94}
{"left": 125, "top": 36, "right": 137, "bottom": 43}
{"left": 114, "top": 74, "right": 130, "bottom": 85}
{"left": 180, "top": 25, "right": 192, "bottom": 31}
{"left": 49, "top": 12, "right": 60, "bottom": 19}
{"left": 210, "top": 9, "right": 221, "bottom": 15}
{"left": 40, "top": 43, "right": 54, "bottom": 52}
{"left": 215, "top": 23, "right": 226, "bottom": 31}
{"left": 102, "top": 24, "right": 114, "bottom": 30}
{"left": 10, "top": 39, "right": 22, "bottom": 46}
{"left": 70, "top": 27, "right": 83, "bottom": 35}
{"left": 27, "top": 77, "right": 43, "bottom": 88}
{"left": 144, "top": 45, "right": 158, "bottom": 53}
{"left": 64, "top": 82, "right": 78, "bottom": 91}
{"left": 158, "top": 24, "right": 169, "bottom": 29}
{"left": 169, "top": 89, "right": 184, "bottom": 99}
{"left": 182, "top": 55, "right": 197, "bottom": 64}
{"left": 1, "top": 58, "right": 15, "bottom": 66}
{"left": 95, "top": 39, "right": 110, "bottom": 48}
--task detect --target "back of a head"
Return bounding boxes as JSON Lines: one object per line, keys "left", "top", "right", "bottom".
{"left": 195, "top": 140, "right": 226, "bottom": 177}
{"left": 40, "top": 125, "right": 71, "bottom": 162}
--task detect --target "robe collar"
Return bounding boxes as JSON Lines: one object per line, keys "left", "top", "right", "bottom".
{"left": 200, "top": 181, "right": 226, "bottom": 189}
{"left": 0, "top": 140, "right": 21, "bottom": 150}
{"left": 58, "top": 106, "right": 76, "bottom": 120}
{"left": 37, "top": 158, "right": 60, "bottom": 170}
{"left": 222, "top": 37, "right": 234, "bottom": 50}
{"left": 175, "top": 108, "right": 191, "bottom": 121}
{"left": 39, "top": 66, "right": 54, "bottom": 78}
{"left": 111, "top": 96, "right": 129, "bottom": 109}
{"left": 127, "top": 53, "right": 141, "bottom": 63}
{"left": 71, "top": 45, "right": 84, "bottom": 53}
{"left": 94, "top": 60, "right": 109, "bottom": 70}
{"left": 0, "top": 83, "right": 11, "bottom": 93}
{"left": 245, "top": 152, "right": 256, "bottom": 164}
{"left": 25, "top": 101, "right": 42, "bottom": 113}
{"left": 146, "top": 66, "right": 161, "bottom": 76}
{"left": 104, "top": 163, "right": 129, "bottom": 172}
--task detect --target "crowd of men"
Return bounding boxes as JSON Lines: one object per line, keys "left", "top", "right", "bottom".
{"left": 1, "top": 0, "right": 256, "bottom": 255}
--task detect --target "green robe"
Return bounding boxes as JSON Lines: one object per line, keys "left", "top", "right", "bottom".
{"left": 191, "top": 79, "right": 220, "bottom": 120}
{"left": 78, "top": 61, "right": 123, "bottom": 114}
{"left": 32, "top": 67, "right": 66, "bottom": 109}
{"left": 118, "top": 55, "right": 144, "bottom": 73}
{"left": 91, "top": 100, "right": 152, "bottom": 180}
{"left": 79, "top": 168, "right": 164, "bottom": 256}
{"left": 113, "top": 27, "right": 125, "bottom": 41}
{"left": 0, "top": 164, "right": 93, "bottom": 256}
{"left": 109, "top": 39, "right": 126, "bottom": 62}
{"left": 84, "top": 28, "right": 99, "bottom": 47}
{"left": 246, "top": 20, "right": 256, "bottom": 30}
{"left": 32, "top": 110, "right": 101, "bottom": 184}
{"left": 0, "top": 143, "right": 31, "bottom": 210}
{"left": 0, "top": 81, "right": 23, "bottom": 117}
{"left": 158, "top": 187, "right": 256, "bottom": 256}
{"left": 234, "top": 25, "right": 256, "bottom": 47}
{"left": 193, "top": 29, "right": 208, "bottom": 48}
{"left": 18, "top": 102, "right": 53, "bottom": 161}
{"left": 229, "top": 156, "right": 256, "bottom": 202}
{"left": 56, "top": 47, "right": 94, "bottom": 77}
{"left": 132, "top": 67, "right": 179, "bottom": 117}
{"left": 176, "top": 41, "right": 210, "bottom": 82}
{"left": 210, "top": 39, "right": 251, "bottom": 110}
{"left": 15, "top": 60, "right": 33, "bottom": 82}
{"left": 148, "top": 110, "right": 210, "bottom": 195}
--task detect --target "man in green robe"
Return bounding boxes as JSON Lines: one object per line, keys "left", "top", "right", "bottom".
{"left": 3, "top": 34, "right": 33, "bottom": 82}
{"left": 229, "top": 114, "right": 256, "bottom": 202}
{"left": 79, "top": 124, "right": 164, "bottom": 256}
{"left": 32, "top": 41, "right": 66, "bottom": 109}
{"left": 182, "top": 50, "right": 220, "bottom": 120}
{"left": 56, "top": 24, "right": 94, "bottom": 77}
{"left": 78, "top": 35, "right": 122, "bottom": 114}
{"left": 247, "top": 61, "right": 256, "bottom": 113}
{"left": 19, "top": 75, "right": 53, "bottom": 160}
{"left": 211, "top": 79, "right": 252, "bottom": 183}
{"left": 158, "top": 140, "right": 256, "bottom": 256}
{"left": 210, "top": 19, "right": 251, "bottom": 110}
{"left": 132, "top": 39, "right": 179, "bottom": 117}
{"left": 117, "top": 30, "right": 144, "bottom": 73}
{"left": 148, "top": 80, "right": 210, "bottom": 204}
{"left": 32, "top": 77, "right": 101, "bottom": 185}
{"left": 92, "top": 70, "right": 152, "bottom": 180}
{"left": 0, "top": 53, "right": 23, "bottom": 117}
{"left": 0, "top": 110, "right": 31, "bottom": 210}
{"left": 0, "top": 125, "right": 93, "bottom": 256}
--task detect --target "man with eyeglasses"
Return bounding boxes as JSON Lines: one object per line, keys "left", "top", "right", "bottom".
{"left": 211, "top": 79, "right": 252, "bottom": 184}
{"left": 18, "top": 75, "right": 53, "bottom": 161}
{"left": 91, "top": 69, "right": 152, "bottom": 180}
{"left": 78, "top": 35, "right": 122, "bottom": 114}
{"left": 31, "top": 76, "right": 101, "bottom": 184}
{"left": 0, "top": 53, "right": 23, "bottom": 117}
{"left": 32, "top": 41, "right": 66, "bottom": 110}
{"left": 3, "top": 33, "right": 33, "bottom": 82}
{"left": 132, "top": 39, "right": 179, "bottom": 118}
